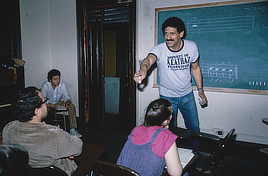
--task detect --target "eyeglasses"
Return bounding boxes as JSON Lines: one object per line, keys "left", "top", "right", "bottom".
{"left": 36, "top": 97, "right": 49, "bottom": 108}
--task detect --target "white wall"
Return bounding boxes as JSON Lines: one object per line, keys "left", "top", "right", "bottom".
{"left": 20, "top": 0, "right": 79, "bottom": 115}
{"left": 136, "top": 0, "right": 268, "bottom": 145}
{"left": 19, "top": 0, "right": 268, "bottom": 145}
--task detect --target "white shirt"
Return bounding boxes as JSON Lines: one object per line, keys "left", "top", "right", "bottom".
{"left": 41, "top": 80, "right": 71, "bottom": 104}
{"left": 149, "top": 40, "right": 199, "bottom": 97}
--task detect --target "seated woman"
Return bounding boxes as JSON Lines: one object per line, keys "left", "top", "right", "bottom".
{"left": 0, "top": 144, "right": 30, "bottom": 176}
{"left": 117, "top": 98, "right": 182, "bottom": 176}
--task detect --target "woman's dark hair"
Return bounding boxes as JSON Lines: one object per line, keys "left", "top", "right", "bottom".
{"left": 47, "top": 69, "right": 61, "bottom": 81}
{"left": 11, "top": 87, "right": 42, "bottom": 122}
{"left": 162, "top": 17, "right": 187, "bottom": 39}
{"left": 143, "top": 98, "right": 172, "bottom": 127}
{"left": 0, "top": 144, "right": 30, "bottom": 176}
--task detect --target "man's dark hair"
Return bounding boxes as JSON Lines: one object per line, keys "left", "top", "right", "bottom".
{"left": 0, "top": 144, "right": 30, "bottom": 176}
{"left": 143, "top": 98, "right": 172, "bottom": 127}
{"left": 11, "top": 87, "right": 42, "bottom": 122}
{"left": 162, "top": 17, "right": 187, "bottom": 39}
{"left": 47, "top": 69, "right": 61, "bottom": 81}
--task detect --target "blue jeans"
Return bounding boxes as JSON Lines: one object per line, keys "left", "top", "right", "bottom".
{"left": 160, "top": 91, "right": 200, "bottom": 131}
{"left": 160, "top": 91, "right": 200, "bottom": 152}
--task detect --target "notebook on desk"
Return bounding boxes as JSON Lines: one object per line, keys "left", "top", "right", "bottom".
{"left": 163, "top": 147, "right": 197, "bottom": 176}
{"left": 58, "top": 106, "right": 66, "bottom": 110}
{"left": 177, "top": 148, "right": 195, "bottom": 168}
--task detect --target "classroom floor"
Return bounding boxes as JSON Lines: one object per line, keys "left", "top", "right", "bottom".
{"left": 76, "top": 114, "right": 268, "bottom": 176}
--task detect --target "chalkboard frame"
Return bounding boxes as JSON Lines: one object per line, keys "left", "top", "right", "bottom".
{"left": 153, "top": 0, "right": 268, "bottom": 95}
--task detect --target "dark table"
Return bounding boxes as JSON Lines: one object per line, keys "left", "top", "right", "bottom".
{"left": 72, "top": 143, "right": 106, "bottom": 176}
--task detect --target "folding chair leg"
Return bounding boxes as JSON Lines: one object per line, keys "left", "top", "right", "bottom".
{"left": 54, "top": 114, "right": 58, "bottom": 126}
{"left": 62, "top": 113, "right": 67, "bottom": 131}
{"left": 54, "top": 112, "right": 67, "bottom": 131}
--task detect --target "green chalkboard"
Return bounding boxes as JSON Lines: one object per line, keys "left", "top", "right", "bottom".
{"left": 157, "top": 1, "right": 268, "bottom": 91}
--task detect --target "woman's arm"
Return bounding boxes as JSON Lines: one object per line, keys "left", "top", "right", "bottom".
{"left": 165, "top": 142, "right": 183, "bottom": 176}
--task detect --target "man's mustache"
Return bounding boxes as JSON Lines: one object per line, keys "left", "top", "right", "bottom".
{"left": 166, "top": 39, "right": 174, "bottom": 41}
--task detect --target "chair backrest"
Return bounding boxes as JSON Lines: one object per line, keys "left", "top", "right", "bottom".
{"left": 31, "top": 166, "right": 68, "bottom": 176}
{"left": 93, "top": 160, "right": 141, "bottom": 176}
{"left": 200, "top": 128, "right": 236, "bottom": 174}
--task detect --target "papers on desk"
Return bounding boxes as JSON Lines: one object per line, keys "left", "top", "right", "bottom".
{"left": 177, "top": 148, "right": 195, "bottom": 168}
{"left": 58, "top": 106, "right": 66, "bottom": 110}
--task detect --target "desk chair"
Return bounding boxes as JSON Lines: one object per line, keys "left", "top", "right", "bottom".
{"left": 260, "top": 118, "right": 268, "bottom": 155}
{"left": 31, "top": 166, "right": 68, "bottom": 176}
{"left": 48, "top": 109, "right": 68, "bottom": 131}
{"left": 190, "top": 128, "right": 236, "bottom": 176}
{"left": 93, "top": 160, "right": 141, "bottom": 176}
{"left": 170, "top": 126, "right": 220, "bottom": 154}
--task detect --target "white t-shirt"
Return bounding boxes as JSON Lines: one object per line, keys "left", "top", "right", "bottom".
{"left": 149, "top": 39, "right": 199, "bottom": 97}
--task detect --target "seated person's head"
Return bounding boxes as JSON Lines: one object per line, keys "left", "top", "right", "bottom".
{"left": 143, "top": 98, "right": 173, "bottom": 127}
{"left": 47, "top": 69, "right": 61, "bottom": 82}
{"left": 0, "top": 144, "right": 30, "bottom": 176}
{"left": 11, "top": 87, "right": 47, "bottom": 122}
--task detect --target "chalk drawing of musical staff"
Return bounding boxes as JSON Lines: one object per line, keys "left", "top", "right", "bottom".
{"left": 200, "top": 62, "right": 238, "bottom": 84}
{"left": 185, "top": 16, "right": 254, "bottom": 33}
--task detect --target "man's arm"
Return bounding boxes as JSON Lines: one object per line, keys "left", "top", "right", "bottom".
{"left": 134, "top": 54, "right": 157, "bottom": 83}
{"left": 61, "top": 81, "right": 72, "bottom": 103}
{"left": 57, "top": 130, "right": 83, "bottom": 158}
{"left": 191, "top": 59, "right": 208, "bottom": 105}
{"left": 46, "top": 103, "right": 59, "bottom": 110}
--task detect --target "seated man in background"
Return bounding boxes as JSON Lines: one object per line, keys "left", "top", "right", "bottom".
{"left": 41, "top": 69, "right": 81, "bottom": 137}
{"left": 2, "top": 87, "right": 83, "bottom": 176}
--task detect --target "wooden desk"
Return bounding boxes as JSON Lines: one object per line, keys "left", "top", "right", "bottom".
{"left": 72, "top": 143, "right": 106, "bottom": 176}
{"left": 182, "top": 153, "right": 199, "bottom": 175}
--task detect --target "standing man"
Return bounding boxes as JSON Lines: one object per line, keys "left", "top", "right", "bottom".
{"left": 41, "top": 69, "right": 82, "bottom": 137}
{"left": 2, "top": 87, "right": 82, "bottom": 176}
{"left": 134, "top": 17, "right": 207, "bottom": 140}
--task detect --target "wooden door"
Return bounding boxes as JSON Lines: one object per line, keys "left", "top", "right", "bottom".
{"left": 84, "top": 9, "right": 105, "bottom": 130}
{"left": 79, "top": 1, "right": 136, "bottom": 132}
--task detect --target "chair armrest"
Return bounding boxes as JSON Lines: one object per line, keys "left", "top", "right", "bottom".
{"left": 169, "top": 127, "right": 220, "bottom": 141}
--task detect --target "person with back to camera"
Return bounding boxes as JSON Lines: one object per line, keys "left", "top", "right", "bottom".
{"left": 2, "top": 87, "right": 83, "bottom": 176}
{"left": 134, "top": 17, "right": 208, "bottom": 152}
{"left": 116, "top": 98, "right": 183, "bottom": 176}
{"left": 0, "top": 144, "right": 30, "bottom": 176}
{"left": 41, "top": 69, "right": 82, "bottom": 137}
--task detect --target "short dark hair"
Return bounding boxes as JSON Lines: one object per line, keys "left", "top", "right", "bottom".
{"left": 162, "top": 17, "right": 187, "bottom": 39}
{"left": 143, "top": 98, "right": 172, "bottom": 127}
{"left": 0, "top": 144, "right": 30, "bottom": 176}
{"left": 11, "top": 87, "right": 42, "bottom": 122}
{"left": 47, "top": 69, "right": 61, "bottom": 81}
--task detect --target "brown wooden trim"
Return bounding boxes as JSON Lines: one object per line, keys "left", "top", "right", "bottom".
{"left": 76, "top": 0, "right": 86, "bottom": 129}
{"left": 129, "top": 0, "right": 136, "bottom": 127}
{"left": 155, "top": 0, "right": 266, "bottom": 12}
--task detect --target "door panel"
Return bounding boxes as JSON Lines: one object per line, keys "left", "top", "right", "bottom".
{"left": 82, "top": 2, "right": 136, "bottom": 133}
{"left": 86, "top": 11, "right": 105, "bottom": 129}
